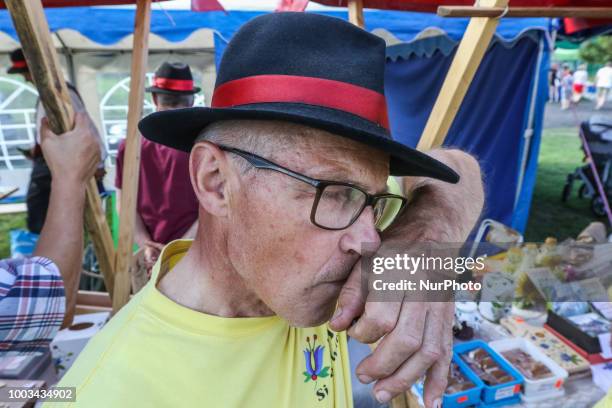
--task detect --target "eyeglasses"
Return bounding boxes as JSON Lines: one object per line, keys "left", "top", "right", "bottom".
{"left": 218, "top": 145, "right": 408, "bottom": 231}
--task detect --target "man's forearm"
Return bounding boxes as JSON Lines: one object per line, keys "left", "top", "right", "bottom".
{"left": 385, "top": 149, "right": 484, "bottom": 243}
{"left": 33, "top": 179, "right": 86, "bottom": 327}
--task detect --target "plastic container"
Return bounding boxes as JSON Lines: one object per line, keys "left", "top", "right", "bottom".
{"left": 454, "top": 340, "right": 523, "bottom": 406}
{"left": 442, "top": 354, "right": 484, "bottom": 408}
{"left": 478, "top": 395, "right": 522, "bottom": 407}
{"left": 489, "top": 337, "right": 568, "bottom": 402}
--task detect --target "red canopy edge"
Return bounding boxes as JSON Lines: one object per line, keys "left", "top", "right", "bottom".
{"left": 312, "top": 0, "right": 612, "bottom": 12}
{"left": 0, "top": 0, "right": 170, "bottom": 8}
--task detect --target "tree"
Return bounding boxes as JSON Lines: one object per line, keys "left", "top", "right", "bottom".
{"left": 579, "top": 35, "right": 612, "bottom": 64}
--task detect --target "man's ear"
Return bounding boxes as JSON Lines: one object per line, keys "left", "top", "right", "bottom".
{"left": 152, "top": 93, "right": 158, "bottom": 108}
{"left": 189, "top": 142, "right": 229, "bottom": 217}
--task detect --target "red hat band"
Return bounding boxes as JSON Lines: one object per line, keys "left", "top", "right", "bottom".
{"left": 11, "top": 60, "right": 27, "bottom": 69}
{"left": 211, "top": 74, "right": 390, "bottom": 130}
{"left": 153, "top": 76, "right": 195, "bottom": 92}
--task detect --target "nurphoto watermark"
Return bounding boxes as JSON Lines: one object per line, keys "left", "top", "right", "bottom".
{"left": 360, "top": 240, "right": 612, "bottom": 304}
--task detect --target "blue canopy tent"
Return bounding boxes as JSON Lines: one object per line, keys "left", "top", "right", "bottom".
{"left": 0, "top": 8, "right": 549, "bottom": 62}
{"left": 0, "top": 7, "right": 549, "bottom": 232}
{"left": 386, "top": 31, "right": 550, "bottom": 233}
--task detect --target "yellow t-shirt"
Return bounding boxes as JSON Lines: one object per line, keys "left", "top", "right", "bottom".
{"left": 52, "top": 241, "right": 352, "bottom": 407}
{"left": 596, "top": 391, "right": 612, "bottom": 408}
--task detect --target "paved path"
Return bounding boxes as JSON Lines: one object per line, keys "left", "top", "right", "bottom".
{"left": 544, "top": 100, "right": 612, "bottom": 129}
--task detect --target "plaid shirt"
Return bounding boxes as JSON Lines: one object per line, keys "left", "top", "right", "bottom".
{"left": 0, "top": 257, "right": 65, "bottom": 355}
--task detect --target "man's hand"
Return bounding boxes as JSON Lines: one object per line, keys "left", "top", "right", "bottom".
{"left": 142, "top": 241, "right": 164, "bottom": 269}
{"left": 330, "top": 149, "right": 484, "bottom": 408}
{"left": 40, "top": 112, "right": 99, "bottom": 184}
{"left": 35, "top": 111, "right": 101, "bottom": 328}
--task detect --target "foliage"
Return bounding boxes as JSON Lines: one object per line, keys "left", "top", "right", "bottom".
{"left": 579, "top": 36, "right": 612, "bottom": 65}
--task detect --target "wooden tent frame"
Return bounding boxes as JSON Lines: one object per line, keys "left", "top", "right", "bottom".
{"left": 346, "top": 1, "right": 612, "bottom": 407}
{"left": 5, "top": 0, "right": 152, "bottom": 313}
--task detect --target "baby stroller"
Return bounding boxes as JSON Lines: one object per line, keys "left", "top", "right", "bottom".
{"left": 562, "top": 115, "right": 612, "bottom": 217}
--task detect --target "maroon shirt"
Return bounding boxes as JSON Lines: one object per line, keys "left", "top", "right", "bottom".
{"left": 115, "top": 137, "right": 198, "bottom": 244}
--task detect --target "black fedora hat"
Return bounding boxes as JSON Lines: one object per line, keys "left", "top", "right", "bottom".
{"left": 139, "top": 13, "right": 458, "bottom": 182}
{"left": 7, "top": 49, "right": 28, "bottom": 74}
{"left": 146, "top": 62, "right": 201, "bottom": 95}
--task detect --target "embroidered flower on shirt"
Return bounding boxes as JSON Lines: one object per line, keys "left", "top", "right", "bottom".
{"left": 303, "top": 334, "right": 330, "bottom": 382}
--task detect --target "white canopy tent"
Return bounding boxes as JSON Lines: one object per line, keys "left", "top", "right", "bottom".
{"left": 0, "top": 27, "right": 216, "bottom": 195}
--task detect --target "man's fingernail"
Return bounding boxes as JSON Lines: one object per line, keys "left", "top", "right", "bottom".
{"left": 358, "top": 375, "right": 373, "bottom": 384}
{"left": 375, "top": 390, "right": 391, "bottom": 403}
{"left": 331, "top": 308, "right": 342, "bottom": 322}
{"left": 433, "top": 398, "right": 442, "bottom": 408}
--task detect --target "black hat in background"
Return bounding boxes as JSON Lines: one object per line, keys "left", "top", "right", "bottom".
{"left": 7, "top": 49, "right": 28, "bottom": 74}
{"left": 146, "top": 62, "right": 201, "bottom": 95}
{"left": 139, "top": 13, "right": 458, "bottom": 182}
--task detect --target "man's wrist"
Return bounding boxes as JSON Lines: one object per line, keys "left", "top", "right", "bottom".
{"left": 51, "top": 177, "right": 87, "bottom": 197}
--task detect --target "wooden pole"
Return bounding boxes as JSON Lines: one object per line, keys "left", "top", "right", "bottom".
{"left": 346, "top": 5, "right": 412, "bottom": 407}
{"left": 112, "top": 0, "right": 152, "bottom": 313}
{"left": 348, "top": 3, "right": 416, "bottom": 407}
{"left": 348, "top": 0, "right": 365, "bottom": 28}
{"left": 417, "top": 0, "right": 509, "bottom": 151}
{"left": 5, "top": 0, "right": 116, "bottom": 296}
{"left": 438, "top": 6, "right": 612, "bottom": 18}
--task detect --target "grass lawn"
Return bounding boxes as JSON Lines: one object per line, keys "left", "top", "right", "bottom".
{"left": 0, "top": 127, "right": 605, "bottom": 258}
{"left": 524, "top": 127, "right": 603, "bottom": 242}
{"left": 0, "top": 212, "right": 27, "bottom": 258}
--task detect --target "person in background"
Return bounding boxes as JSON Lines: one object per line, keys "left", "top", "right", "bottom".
{"left": 115, "top": 62, "right": 200, "bottom": 270}
{"left": 561, "top": 65, "right": 573, "bottom": 110}
{"left": 549, "top": 62, "right": 560, "bottom": 103}
{"left": 0, "top": 112, "right": 100, "bottom": 354}
{"left": 8, "top": 49, "right": 106, "bottom": 235}
{"left": 572, "top": 63, "right": 588, "bottom": 103}
{"left": 595, "top": 61, "right": 612, "bottom": 110}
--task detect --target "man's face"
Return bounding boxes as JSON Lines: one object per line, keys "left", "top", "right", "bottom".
{"left": 152, "top": 93, "right": 194, "bottom": 112}
{"left": 222, "top": 122, "right": 388, "bottom": 327}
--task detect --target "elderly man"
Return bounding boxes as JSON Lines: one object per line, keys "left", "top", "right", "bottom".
{"left": 56, "top": 13, "right": 483, "bottom": 407}
{"left": 115, "top": 62, "right": 200, "bottom": 269}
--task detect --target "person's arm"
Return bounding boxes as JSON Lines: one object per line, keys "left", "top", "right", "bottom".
{"left": 330, "top": 149, "right": 484, "bottom": 407}
{"left": 33, "top": 113, "right": 100, "bottom": 328}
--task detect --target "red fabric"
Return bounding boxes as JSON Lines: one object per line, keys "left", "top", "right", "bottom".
{"left": 276, "top": 0, "right": 309, "bottom": 12}
{"left": 212, "top": 75, "right": 390, "bottom": 130}
{"left": 573, "top": 83, "right": 585, "bottom": 93}
{"left": 115, "top": 137, "right": 199, "bottom": 245}
{"left": 563, "top": 17, "right": 612, "bottom": 34}
{"left": 311, "top": 0, "right": 611, "bottom": 12}
{"left": 11, "top": 61, "right": 26, "bottom": 68}
{"left": 0, "top": 0, "right": 170, "bottom": 7}
{"left": 191, "top": 0, "right": 225, "bottom": 12}
{"left": 153, "top": 77, "right": 195, "bottom": 92}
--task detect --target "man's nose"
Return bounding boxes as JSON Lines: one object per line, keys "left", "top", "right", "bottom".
{"left": 339, "top": 206, "right": 381, "bottom": 255}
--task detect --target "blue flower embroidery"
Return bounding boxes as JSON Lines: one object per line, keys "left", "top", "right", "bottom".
{"left": 303, "top": 335, "right": 330, "bottom": 382}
